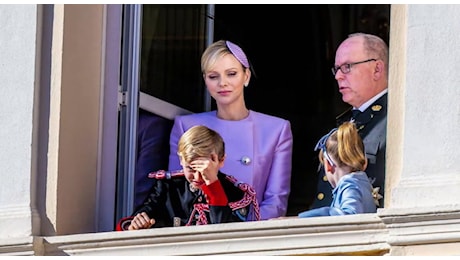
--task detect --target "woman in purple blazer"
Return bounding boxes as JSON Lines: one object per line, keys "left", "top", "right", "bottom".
{"left": 168, "top": 40, "right": 293, "bottom": 220}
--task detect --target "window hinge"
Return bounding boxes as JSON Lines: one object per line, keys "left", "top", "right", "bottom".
{"left": 118, "top": 91, "right": 127, "bottom": 106}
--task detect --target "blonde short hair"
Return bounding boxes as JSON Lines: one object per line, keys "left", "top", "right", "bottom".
{"left": 177, "top": 125, "right": 225, "bottom": 163}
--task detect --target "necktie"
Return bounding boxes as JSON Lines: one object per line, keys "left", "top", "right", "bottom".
{"left": 351, "top": 109, "right": 361, "bottom": 120}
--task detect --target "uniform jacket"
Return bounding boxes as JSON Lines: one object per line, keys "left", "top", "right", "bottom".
{"left": 298, "top": 171, "right": 377, "bottom": 217}
{"left": 312, "top": 93, "right": 387, "bottom": 209}
{"left": 168, "top": 110, "right": 293, "bottom": 220}
{"left": 117, "top": 172, "right": 259, "bottom": 230}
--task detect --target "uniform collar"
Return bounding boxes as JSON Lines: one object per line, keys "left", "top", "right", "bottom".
{"left": 356, "top": 89, "right": 388, "bottom": 112}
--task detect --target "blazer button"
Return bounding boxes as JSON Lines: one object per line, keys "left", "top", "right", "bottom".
{"left": 317, "top": 193, "right": 324, "bottom": 200}
{"left": 240, "top": 156, "right": 251, "bottom": 165}
{"left": 323, "top": 175, "right": 328, "bottom": 182}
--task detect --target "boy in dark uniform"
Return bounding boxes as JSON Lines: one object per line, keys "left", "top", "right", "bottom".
{"left": 117, "top": 125, "right": 259, "bottom": 230}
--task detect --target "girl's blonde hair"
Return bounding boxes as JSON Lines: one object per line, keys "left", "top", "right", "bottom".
{"left": 319, "top": 121, "right": 367, "bottom": 171}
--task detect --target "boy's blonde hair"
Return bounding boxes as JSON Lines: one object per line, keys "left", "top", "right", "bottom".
{"left": 177, "top": 125, "right": 225, "bottom": 163}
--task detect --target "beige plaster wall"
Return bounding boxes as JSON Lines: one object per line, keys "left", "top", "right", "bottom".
{"left": 47, "top": 4, "right": 105, "bottom": 235}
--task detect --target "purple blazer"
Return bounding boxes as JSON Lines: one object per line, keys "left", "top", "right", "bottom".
{"left": 168, "top": 110, "right": 293, "bottom": 220}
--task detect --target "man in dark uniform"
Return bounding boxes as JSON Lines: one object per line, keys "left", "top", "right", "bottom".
{"left": 312, "top": 32, "right": 388, "bottom": 209}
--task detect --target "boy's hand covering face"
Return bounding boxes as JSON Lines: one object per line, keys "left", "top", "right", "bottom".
{"left": 190, "top": 153, "right": 220, "bottom": 185}
{"left": 182, "top": 153, "right": 222, "bottom": 187}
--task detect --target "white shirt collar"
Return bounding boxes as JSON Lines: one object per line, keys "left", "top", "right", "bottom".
{"left": 356, "top": 89, "right": 388, "bottom": 112}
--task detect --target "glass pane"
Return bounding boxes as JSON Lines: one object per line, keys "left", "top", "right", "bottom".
{"left": 140, "top": 4, "right": 208, "bottom": 113}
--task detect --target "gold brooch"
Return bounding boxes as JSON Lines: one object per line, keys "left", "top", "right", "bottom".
{"left": 372, "top": 105, "right": 382, "bottom": 112}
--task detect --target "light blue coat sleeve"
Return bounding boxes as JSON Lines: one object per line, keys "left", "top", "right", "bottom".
{"left": 298, "top": 172, "right": 376, "bottom": 218}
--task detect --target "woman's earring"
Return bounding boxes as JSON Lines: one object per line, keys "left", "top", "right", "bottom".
{"left": 244, "top": 83, "right": 248, "bottom": 87}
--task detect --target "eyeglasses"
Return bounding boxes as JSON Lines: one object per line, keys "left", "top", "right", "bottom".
{"left": 331, "top": 58, "right": 377, "bottom": 76}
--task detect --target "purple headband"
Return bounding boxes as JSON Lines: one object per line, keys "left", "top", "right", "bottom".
{"left": 226, "top": 40, "right": 250, "bottom": 68}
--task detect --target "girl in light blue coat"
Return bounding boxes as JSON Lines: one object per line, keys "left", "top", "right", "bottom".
{"left": 168, "top": 40, "right": 293, "bottom": 220}
{"left": 298, "top": 122, "right": 377, "bottom": 218}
